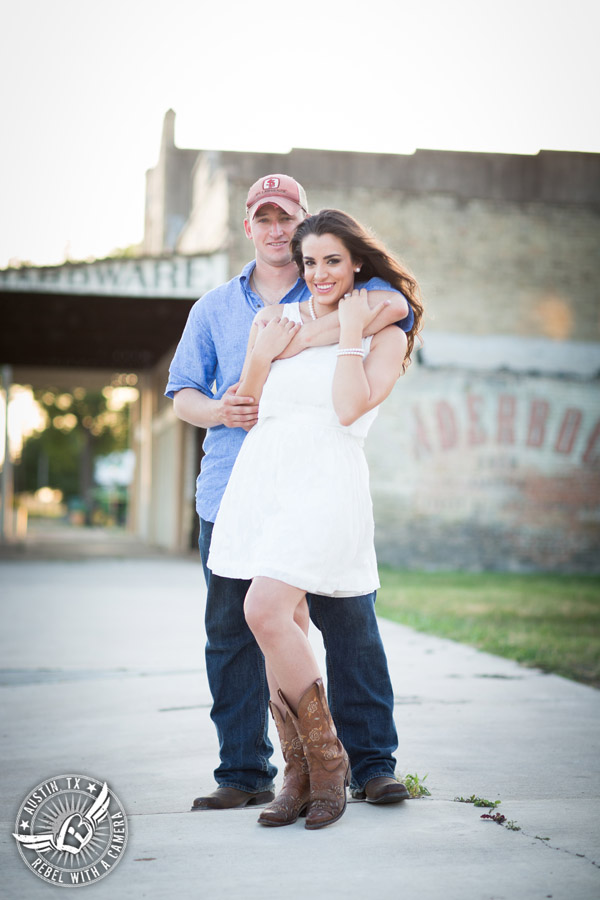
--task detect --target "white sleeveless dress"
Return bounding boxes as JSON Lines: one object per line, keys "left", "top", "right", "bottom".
{"left": 207, "top": 302, "right": 380, "bottom": 597}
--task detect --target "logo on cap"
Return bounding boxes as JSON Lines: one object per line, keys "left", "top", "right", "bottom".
{"left": 246, "top": 173, "right": 308, "bottom": 216}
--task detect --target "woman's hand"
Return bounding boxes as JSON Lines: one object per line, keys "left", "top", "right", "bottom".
{"left": 252, "top": 316, "right": 301, "bottom": 363}
{"left": 338, "top": 288, "right": 388, "bottom": 333}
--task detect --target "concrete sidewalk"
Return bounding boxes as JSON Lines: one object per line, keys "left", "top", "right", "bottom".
{"left": 1, "top": 549, "right": 599, "bottom": 899}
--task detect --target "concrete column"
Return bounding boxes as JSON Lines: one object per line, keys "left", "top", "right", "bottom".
{"left": 137, "top": 374, "right": 153, "bottom": 541}
{"left": 0, "top": 365, "right": 14, "bottom": 541}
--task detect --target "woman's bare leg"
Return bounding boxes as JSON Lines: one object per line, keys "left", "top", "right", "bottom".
{"left": 264, "top": 594, "right": 310, "bottom": 713}
{"left": 244, "top": 578, "right": 320, "bottom": 713}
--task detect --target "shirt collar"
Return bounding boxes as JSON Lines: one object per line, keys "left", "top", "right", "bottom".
{"left": 240, "top": 260, "right": 306, "bottom": 310}
{"left": 240, "top": 261, "right": 261, "bottom": 313}
{"left": 239, "top": 260, "right": 256, "bottom": 288}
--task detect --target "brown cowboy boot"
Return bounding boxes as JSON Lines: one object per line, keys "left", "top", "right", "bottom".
{"left": 279, "top": 679, "right": 350, "bottom": 830}
{"left": 258, "top": 702, "right": 311, "bottom": 827}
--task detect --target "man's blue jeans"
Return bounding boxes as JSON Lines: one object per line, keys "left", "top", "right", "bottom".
{"left": 199, "top": 517, "right": 398, "bottom": 792}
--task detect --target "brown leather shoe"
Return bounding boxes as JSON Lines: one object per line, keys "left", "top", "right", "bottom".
{"left": 191, "top": 786, "right": 275, "bottom": 811}
{"left": 353, "top": 776, "right": 410, "bottom": 804}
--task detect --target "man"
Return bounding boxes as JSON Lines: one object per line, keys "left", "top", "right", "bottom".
{"left": 166, "top": 174, "right": 414, "bottom": 810}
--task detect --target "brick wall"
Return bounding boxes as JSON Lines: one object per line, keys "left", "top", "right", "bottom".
{"left": 155, "top": 133, "right": 600, "bottom": 571}
{"left": 369, "top": 363, "right": 600, "bottom": 572}
{"left": 227, "top": 177, "right": 599, "bottom": 343}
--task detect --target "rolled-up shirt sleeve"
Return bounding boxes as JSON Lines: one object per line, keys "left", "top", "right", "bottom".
{"left": 165, "top": 300, "right": 216, "bottom": 399}
{"left": 359, "top": 276, "right": 414, "bottom": 333}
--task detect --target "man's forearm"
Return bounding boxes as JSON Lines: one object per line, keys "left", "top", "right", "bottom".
{"left": 278, "top": 312, "right": 340, "bottom": 357}
{"left": 279, "top": 290, "right": 409, "bottom": 357}
{"left": 173, "top": 388, "right": 222, "bottom": 428}
{"left": 173, "top": 386, "right": 259, "bottom": 432}
{"left": 365, "top": 290, "right": 409, "bottom": 334}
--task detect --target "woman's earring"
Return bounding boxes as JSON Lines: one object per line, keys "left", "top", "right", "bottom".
{"left": 354, "top": 267, "right": 361, "bottom": 272}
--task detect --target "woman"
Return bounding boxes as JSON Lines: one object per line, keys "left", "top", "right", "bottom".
{"left": 208, "top": 209, "right": 423, "bottom": 830}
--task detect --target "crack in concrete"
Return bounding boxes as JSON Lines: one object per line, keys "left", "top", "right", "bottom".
{"left": 519, "top": 829, "right": 600, "bottom": 870}
{"left": 0, "top": 667, "right": 205, "bottom": 686}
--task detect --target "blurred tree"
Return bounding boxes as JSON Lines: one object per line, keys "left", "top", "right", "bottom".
{"left": 14, "top": 385, "right": 135, "bottom": 525}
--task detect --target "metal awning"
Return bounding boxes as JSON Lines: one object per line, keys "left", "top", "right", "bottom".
{"left": 0, "top": 253, "right": 227, "bottom": 369}
{"left": 0, "top": 291, "right": 195, "bottom": 369}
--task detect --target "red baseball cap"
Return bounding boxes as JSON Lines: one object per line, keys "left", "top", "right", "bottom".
{"left": 246, "top": 174, "right": 308, "bottom": 219}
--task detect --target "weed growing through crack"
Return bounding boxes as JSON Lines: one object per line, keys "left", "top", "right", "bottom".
{"left": 403, "top": 773, "right": 431, "bottom": 798}
{"left": 481, "top": 812, "right": 506, "bottom": 824}
{"left": 454, "top": 794, "right": 501, "bottom": 808}
{"left": 456, "top": 794, "right": 522, "bottom": 832}
{"left": 481, "top": 813, "right": 521, "bottom": 831}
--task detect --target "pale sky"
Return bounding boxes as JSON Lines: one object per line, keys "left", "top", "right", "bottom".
{"left": 1, "top": 0, "right": 598, "bottom": 268}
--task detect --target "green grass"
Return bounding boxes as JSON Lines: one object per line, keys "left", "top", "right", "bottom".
{"left": 377, "top": 569, "right": 600, "bottom": 688}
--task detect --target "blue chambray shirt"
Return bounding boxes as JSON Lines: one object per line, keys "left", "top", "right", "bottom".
{"left": 165, "top": 260, "right": 414, "bottom": 522}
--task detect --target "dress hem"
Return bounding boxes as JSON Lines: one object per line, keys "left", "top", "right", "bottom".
{"left": 208, "top": 561, "right": 379, "bottom": 599}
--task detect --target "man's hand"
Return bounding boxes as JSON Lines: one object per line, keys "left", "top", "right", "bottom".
{"left": 218, "top": 383, "right": 259, "bottom": 431}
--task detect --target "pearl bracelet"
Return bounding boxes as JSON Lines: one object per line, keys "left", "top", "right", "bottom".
{"left": 337, "top": 347, "right": 365, "bottom": 358}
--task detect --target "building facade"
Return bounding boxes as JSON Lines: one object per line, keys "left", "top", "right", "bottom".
{"left": 2, "top": 110, "right": 598, "bottom": 569}
{"left": 141, "top": 111, "right": 600, "bottom": 571}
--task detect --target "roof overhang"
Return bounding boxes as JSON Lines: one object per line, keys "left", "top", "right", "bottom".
{"left": 0, "top": 254, "right": 227, "bottom": 370}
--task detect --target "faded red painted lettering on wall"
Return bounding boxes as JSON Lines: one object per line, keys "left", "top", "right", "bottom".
{"left": 412, "top": 394, "right": 597, "bottom": 466}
